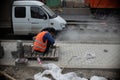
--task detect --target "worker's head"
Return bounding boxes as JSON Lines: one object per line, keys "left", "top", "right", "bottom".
{"left": 42, "top": 28, "right": 56, "bottom": 36}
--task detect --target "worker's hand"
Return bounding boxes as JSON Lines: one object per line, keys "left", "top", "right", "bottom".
{"left": 50, "top": 45, "right": 56, "bottom": 48}
{"left": 32, "top": 36, "right": 36, "bottom": 41}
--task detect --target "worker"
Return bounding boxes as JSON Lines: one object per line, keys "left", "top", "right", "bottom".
{"left": 33, "top": 28, "right": 55, "bottom": 56}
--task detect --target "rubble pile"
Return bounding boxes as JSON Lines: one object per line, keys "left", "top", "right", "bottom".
{"left": 34, "top": 63, "right": 108, "bottom": 80}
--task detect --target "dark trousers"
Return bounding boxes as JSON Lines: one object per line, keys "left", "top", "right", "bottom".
{"left": 43, "top": 41, "right": 51, "bottom": 55}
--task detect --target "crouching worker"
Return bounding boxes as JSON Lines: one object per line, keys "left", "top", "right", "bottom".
{"left": 33, "top": 28, "right": 55, "bottom": 56}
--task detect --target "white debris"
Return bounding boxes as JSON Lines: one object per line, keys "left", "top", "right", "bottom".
{"left": 34, "top": 72, "right": 51, "bottom": 80}
{"left": 41, "top": 63, "right": 62, "bottom": 79}
{"left": 90, "top": 76, "right": 108, "bottom": 80}
{"left": 42, "top": 63, "right": 62, "bottom": 73}
{"left": 60, "top": 72, "right": 79, "bottom": 80}
{"left": 72, "top": 77, "right": 88, "bottom": 80}
{"left": 34, "top": 63, "right": 107, "bottom": 80}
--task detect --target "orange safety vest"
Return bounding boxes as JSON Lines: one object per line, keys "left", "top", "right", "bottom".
{"left": 33, "top": 31, "right": 48, "bottom": 53}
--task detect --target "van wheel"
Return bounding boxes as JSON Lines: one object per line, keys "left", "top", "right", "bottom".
{"left": 0, "top": 43, "right": 4, "bottom": 59}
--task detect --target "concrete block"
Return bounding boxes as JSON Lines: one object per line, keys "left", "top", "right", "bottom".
{"left": 15, "top": 58, "right": 28, "bottom": 66}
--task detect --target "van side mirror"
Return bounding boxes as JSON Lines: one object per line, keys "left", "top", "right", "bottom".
{"left": 43, "top": 15, "right": 47, "bottom": 20}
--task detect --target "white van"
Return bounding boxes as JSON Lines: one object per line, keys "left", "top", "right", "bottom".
{"left": 12, "top": 0, "right": 66, "bottom": 35}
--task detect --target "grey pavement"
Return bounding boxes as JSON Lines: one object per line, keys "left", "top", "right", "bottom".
{"left": 0, "top": 40, "right": 120, "bottom": 69}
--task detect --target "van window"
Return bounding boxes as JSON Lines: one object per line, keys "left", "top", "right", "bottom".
{"left": 41, "top": 5, "right": 57, "bottom": 18}
{"left": 31, "top": 7, "right": 47, "bottom": 19}
{"left": 15, "top": 7, "right": 26, "bottom": 18}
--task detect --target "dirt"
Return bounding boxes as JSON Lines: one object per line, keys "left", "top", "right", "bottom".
{"left": 0, "top": 65, "right": 120, "bottom": 80}
{"left": 63, "top": 68, "right": 120, "bottom": 80}
{"left": 0, "top": 66, "right": 44, "bottom": 80}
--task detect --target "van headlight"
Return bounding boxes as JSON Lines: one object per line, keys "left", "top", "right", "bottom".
{"left": 61, "top": 24, "right": 66, "bottom": 28}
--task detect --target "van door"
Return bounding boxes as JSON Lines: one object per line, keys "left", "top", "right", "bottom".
{"left": 29, "top": 6, "right": 49, "bottom": 34}
{"left": 12, "top": 6, "right": 31, "bottom": 35}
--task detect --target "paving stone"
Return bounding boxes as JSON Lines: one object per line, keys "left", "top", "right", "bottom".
{"left": 0, "top": 41, "right": 120, "bottom": 69}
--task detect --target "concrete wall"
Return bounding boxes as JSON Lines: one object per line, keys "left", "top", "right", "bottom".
{"left": 58, "top": 8, "right": 91, "bottom": 15}
{"left": 61, "top": 0, "right": 86, "bottom": 8}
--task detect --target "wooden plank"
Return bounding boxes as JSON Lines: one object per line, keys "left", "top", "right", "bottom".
{"left": 23, "top": 45, "right": 32, "bottom": 57}
{"left": 23, "top": 45, "right": 59, "bottom": 61}
{"left": 47, "top": 51, "right": 52, "bottom": 57}
{"left": 51, "top": 48, "right": 55, "bottom": 58}
{"left": 44, "top": 53, "right": 48, "bottom": 58}
{"left": 54, "top": 48, "right": 58, "bottom": 57}
{"left": 54, "top": 48, "right": 59, "bottom": 61}
{"left": 46, "top": 48, "right": 52, "bottom": 57}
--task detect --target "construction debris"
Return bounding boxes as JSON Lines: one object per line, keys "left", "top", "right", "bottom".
{"left": 34, "top": 63, "right": 108, "bottom": 80}
{"left": 0, "top": 71, "right": 16, "bottom": 80}
{"left": 15, "top": 58, "right": 28, "bottom": 66}
{"left": 90, "top": 76, "right": 107, "bottom": 80}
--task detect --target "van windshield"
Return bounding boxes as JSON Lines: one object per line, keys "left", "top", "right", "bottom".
{"left": 41, "top": 5, "right": 57, "bottom": 18}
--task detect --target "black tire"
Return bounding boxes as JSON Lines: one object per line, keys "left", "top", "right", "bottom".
{"left": 0, "top": 46, "right": 4, "bottom": 59}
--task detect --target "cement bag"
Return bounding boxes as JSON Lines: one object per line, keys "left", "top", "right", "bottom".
{"left": 42, "top": 63, "right": 62, "bottom": 73}
{"left": 41, "top": 63, "right": 62, "bottom": 80}
{"left": 90, "top": 76, "right": 108, "bottom": 80}
{"left": 41, "top": 69, "right": 62, "bottom": 80}
{"left": 60, "top": 72, "right": 88, "bottom": 80}
{"left": 34, "top": 72, "right": 51, "bottom": 80}
{"left": 72, "top": 77, "right": 88, "bottom": 80}
{"left": 60, "top": 72, "right": 77, "bottom": 80}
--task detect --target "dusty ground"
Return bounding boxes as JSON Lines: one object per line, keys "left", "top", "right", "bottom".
{"left": 0, "top": 66, "right": 43, "bottom": 80}
{"left": 0, "top": 65, "right": 120, "bottom": 80}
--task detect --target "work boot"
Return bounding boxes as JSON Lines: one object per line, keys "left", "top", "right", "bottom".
{"left": 31, "top": 51, "right": 37, "bottom": 57}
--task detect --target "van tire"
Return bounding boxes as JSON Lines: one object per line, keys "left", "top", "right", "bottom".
{"left": 0, "top": 43, "right": 4, "bottom": 59}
